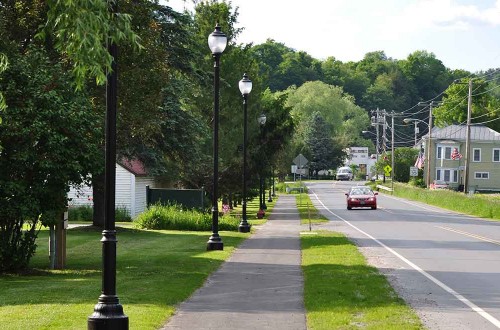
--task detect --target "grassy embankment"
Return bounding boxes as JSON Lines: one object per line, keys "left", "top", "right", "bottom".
{"left": 297, "top": 194, "right": 423, "bottom": 329}
{"left": 372, "top": 181, "right": 500, "bottom": 220}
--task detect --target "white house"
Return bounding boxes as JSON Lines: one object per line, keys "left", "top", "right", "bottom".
{"left": 345, "top": 147, "right": 375, "bottom": 178}
{"left": 68, "top": 159, "right": 156, "bottom": 218}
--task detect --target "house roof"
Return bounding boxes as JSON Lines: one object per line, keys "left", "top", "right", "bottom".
{"left": 119, "top": 158, "right": 148, "bottom": 176}
{"left": 430, "top": 124, "right": 500, "bottom": 141}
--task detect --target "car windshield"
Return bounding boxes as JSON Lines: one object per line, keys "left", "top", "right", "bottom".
{"left": 350, "top": 188, "right": 373, "bottom": 196}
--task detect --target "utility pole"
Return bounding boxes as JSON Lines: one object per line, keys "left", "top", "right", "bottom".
{"left": 413, "top": 121, "right": 419, "bottom": 146}
{"left": 418, "top": 101, "right": 442, "bottom": 188}
{"left": 391, "top": 112, "right": 395, "bottom": 193}
{"left": 382, "top": 109, "right": 387, "bottom": 154}
{"left": 463, "top": 79, "right": 473, "bottom": 194}
{"left": 371, "top": 108, "right": 380, "bottom": 162}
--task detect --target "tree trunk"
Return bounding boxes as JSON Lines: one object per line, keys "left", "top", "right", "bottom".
{"left": 92, "top": 172, "right": 105, "bottom": 227}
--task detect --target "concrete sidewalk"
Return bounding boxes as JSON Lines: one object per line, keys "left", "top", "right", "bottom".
{"left": 161, "top": 195, "right": 306, "bottom": 330}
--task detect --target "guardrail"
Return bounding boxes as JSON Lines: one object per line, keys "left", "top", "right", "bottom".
{"left": 286, "top": 187, "right": 304, "bottom": 194}
{"left": 376, "top": 184, "right": 393, "bottom": 192}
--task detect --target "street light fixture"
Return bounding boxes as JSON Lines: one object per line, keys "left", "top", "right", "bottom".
{"left": 207, "top": 24, "right": 227, "bottom": 251}
{"left": 403, "top": 118, "right": 425, "bottom": 146}
{"left": 88, "top": 1, "right": 129, "bottom": 328}
{"left": 238, "top": 73, "right": 252, "bottom": 233}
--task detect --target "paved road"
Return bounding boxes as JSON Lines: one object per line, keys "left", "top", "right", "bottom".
{"left": 307, "top": 180, "right": 500, "bottom": 330}
{"left": 161, "top": 195, "right": 306, "bottom": 330}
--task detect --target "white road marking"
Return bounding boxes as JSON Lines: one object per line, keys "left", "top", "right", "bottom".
{"left": 310, "top": 189, "right": 500, "bottom": 329}
{"left": 437, "top": 226, "right": 500, "bottom": 246}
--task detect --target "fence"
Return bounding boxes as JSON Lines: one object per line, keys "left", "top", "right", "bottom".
{"left": 146, "top": 186, "right": 205, "bottom": 210}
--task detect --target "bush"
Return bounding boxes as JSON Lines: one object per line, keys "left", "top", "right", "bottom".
{"left": 134, "top": 204, "right": 240, "bottom": 231}
{"left": 68, "top": 205, "right": 132, "bottom": 222}
{"left": 115, "top": 206, "right": 132, "bottom": 222}
{"left": 68, "top": 206, "right": 93, "bottom": 221}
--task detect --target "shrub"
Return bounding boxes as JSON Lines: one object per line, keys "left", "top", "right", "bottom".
{"left": 134, "top": 204, "right": 240, "bottom": 231}
{"left": 68, "top": 205, "right": 93, "bottom": 221}
{"left": 68, "top": 205, "right": 132, "bottom": 222}
{"left": 115, "top": 206, "right": 132, "bottom": 222}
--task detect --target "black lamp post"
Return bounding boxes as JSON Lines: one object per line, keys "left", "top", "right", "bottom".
{"left": 88, "top": 1, "right": 129, "bottom": 328}
{"left": 207, "top": 24, "right": 227, "bottom": 251}
{"left": 257, "top": 113, "right": 266, "bottom": 211}
{"left": 268, "top": 177, "right": 273, "bottom": 202}
{"left": 238, "top": 73, "right": 252, "bottom": 233}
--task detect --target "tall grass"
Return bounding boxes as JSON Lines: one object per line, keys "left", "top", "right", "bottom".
{"left": 392, "top": 182, "right": 500, "bottom": 219}
{"left": 134, "top": 204, "right": 240, "bottom": 231}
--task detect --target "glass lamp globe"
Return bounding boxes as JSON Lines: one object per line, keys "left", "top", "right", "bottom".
{"left": 239, "top": 73, "right": 252, "bottom": 95}
{"left": 208, "top": 24, "right": 227, "bottom": 54}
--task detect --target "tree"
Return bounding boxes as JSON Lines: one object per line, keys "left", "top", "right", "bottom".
{"left": 304, "top": 112, "right": 343, "bottom": 175}
{"left": 0, "top": 47, "right": 101, "bottom": 272}
{"left": 399, "top": 50, "right": 451, "bottom": 103}
{"left": 43, "top": 0, "right": 140, "bottom": 87}
{"left": 433, "top": 78, "right": 500, "bottom": 132}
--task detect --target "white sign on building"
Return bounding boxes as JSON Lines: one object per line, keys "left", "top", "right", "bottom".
{"left": 347, "top": 147, "right": 369, "bottom": 166}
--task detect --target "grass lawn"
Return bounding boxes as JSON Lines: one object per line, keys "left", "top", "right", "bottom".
{"left": 0, "top": 227, "right": 248, "bottom": 329}
{"left": 229, "top": 196, "right": 276, "bottom": 227}
{"left": 301, "top": 231, "right": 423, "bottom": 329}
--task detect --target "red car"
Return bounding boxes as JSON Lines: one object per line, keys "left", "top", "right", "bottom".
{"left": 345, "top": 187, "right": 378, "bottom": 210}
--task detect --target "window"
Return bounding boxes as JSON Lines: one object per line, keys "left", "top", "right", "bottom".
{"left": 474, "top": 172, "right": 489, "bottom": 179}
{"left": 436, "top": 146, "right": 454, "bottom": 159}
{"left": 436, "top": 169, "right": 458, "bottom": 183}
{"left": 493, "top": 149, "right": 500, "bottom": 162}
{"left": 473, "top": 148, "right": 481, "bottom": 162}
{"left": 444, "top": 147, "right": 452, "bottom": 160}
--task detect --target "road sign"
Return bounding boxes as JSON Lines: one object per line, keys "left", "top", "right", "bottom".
{"left": 384, "top": 165, "right": 392, "bottom": 176}
{"left": 293, "top": 154, "right": 308, "bottom": 168}
{"left": 409, "top": 166, "right": 418, "bottom": 176}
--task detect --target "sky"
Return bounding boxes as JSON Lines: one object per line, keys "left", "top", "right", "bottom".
{"left": 162, "top": 0, "right": 500, "bottom": 72}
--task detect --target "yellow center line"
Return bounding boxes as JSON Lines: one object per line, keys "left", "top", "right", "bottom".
{"left": 437, "top": 226, "right": 500, "bottom": 246}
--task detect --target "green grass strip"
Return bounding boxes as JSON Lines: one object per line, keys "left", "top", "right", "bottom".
{"left": 301, "top": 231, "right": 423, "bottom": 329}
{"left": 296, "top": 193, "right": 329, "bottom": 225}
{"left": 0, "top": 227, "right": 248, "bottom": 329}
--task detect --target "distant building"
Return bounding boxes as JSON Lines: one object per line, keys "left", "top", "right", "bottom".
{"left": 345, "top": 147, "right": 372, "bottom": 177}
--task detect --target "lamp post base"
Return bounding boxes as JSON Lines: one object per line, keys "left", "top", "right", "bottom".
{"left": 238, "top": 221, "right": 251, "bottom": 233}
{"left": 88, "top": 300, "right": 128, "bottom": 329}
{"left": 207, "top": 236, "right": 223, "bottom": 250}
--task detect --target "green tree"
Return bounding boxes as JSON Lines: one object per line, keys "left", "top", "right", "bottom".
{"left": 0, "top": 47, "right": 101, "bottom": 272}
{"left": 43, "top": 0, "right": 140, "bottom": 87}
{"left": 304, "top": 112, "right": 344, "bottom": 176}
{"left": 399, "top": 50, "right": 451, "bottom": 103}
{"left": 433, "top": 78, "right": 500, "bottom": 132}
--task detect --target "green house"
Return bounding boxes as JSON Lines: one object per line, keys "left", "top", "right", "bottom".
{"left": 422, "top": 124, "right": 500, "bottom": 192}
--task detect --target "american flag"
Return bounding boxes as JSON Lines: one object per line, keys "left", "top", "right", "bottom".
{"left": 451, "top": 148, "right": 463, "bottom": 160}
{"left": 415, "top": 151, "right": 425, "bottom": 169}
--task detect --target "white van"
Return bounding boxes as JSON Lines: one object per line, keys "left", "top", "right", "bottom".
{"left": 336, "top": 167, "right": 353, "bottom": 181}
